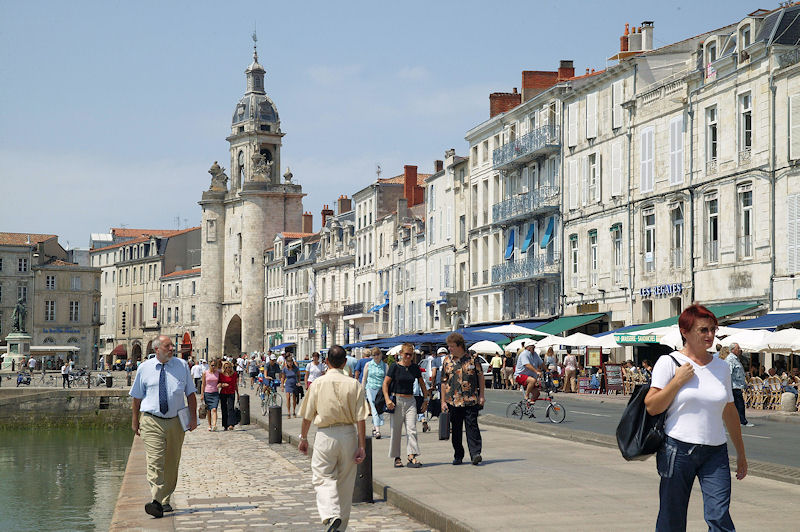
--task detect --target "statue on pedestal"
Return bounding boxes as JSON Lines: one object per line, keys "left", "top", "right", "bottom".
{"left": 208, "top": 161, "right": 229, "bottom": 191}
{"left": 250, "top": 141, "right": 272, "bottom": 182}
{"left": 11, "top": 298, "right": 26, "bottom": 333}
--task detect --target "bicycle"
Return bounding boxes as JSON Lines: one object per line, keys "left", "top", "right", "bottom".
{"left": 505, "top": 374, "right": 566, "bottom": 423}
{"left": 259, "top": 378, "right": 283, "bottom": 415}
{"left": 94, "top": 373, "right": 111, "bottom": 387}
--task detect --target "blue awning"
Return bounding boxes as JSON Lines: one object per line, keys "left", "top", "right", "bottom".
{"left": 270, "top": 342, "right": 296, "bottom": 351}
{"left": 540, "top": 217, "right": 554, "bottom": 249}
{"left": 436, "top": 298, "right": 447, "bottom": 304}
{"left": 729, "top": 312, "right": 800, "bottom": 330}
{"left": 521, "top": 223, "right": 535, "bottom": 252}
{"left": 504, "top": 229, "right": 515, "bottom": 260}
{"left": 426, "top": 301, "right": 434, "bottom": 307}
{"left": 369, "top": 302, "right": 389, "bottom": 313}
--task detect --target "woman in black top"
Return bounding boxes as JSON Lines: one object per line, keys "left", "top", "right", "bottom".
{"left": 383, "top": 343, "right": 428, "bottom": 468}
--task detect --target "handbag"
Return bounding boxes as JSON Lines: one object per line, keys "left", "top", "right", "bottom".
{"left": 615, "top": 354, "right": 679, "bottom": 461}
{"left": 198, "top": 403, "right": 207, "bottom": 419}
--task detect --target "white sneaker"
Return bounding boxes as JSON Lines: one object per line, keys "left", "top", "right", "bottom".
{"left": 744, "top": 423, "right": 755, "bottom": 427}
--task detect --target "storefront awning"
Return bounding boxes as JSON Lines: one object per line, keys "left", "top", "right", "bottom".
{"left": 729, "top": 311, "right": 800, "bottom": 330}
{"left": 369, "top": 301, "right": 389, "bottom": 313}
{"left": 110, "top": 344, "right": 127, "bottom": 357}
{"left": 270, "top": 342, "right": 296, "bottom": 351}
{"left": 535, "top": 313, "right": 606, "bottom": 335}
{"left": 624, "top": 303, "right": 761, "bottom": 333}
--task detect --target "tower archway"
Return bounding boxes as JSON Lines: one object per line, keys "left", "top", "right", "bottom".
{"left": 131, "top": 342, "right": 143, "bottom": 362}
{"left": 223, "top": 315, "right": 242, "bottom": 357}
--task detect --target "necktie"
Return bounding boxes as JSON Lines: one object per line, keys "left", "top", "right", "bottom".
{"left": 159, "top": 364, "right": 168, "bottom": 415}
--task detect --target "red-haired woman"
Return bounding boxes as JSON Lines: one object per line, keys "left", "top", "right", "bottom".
{"left": 644, "top": 304, "right": 747, "bottom": 531}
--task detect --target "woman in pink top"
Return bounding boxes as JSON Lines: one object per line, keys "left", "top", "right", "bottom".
{"left": 201, "top": 358, "right": 222, "bottom": 431}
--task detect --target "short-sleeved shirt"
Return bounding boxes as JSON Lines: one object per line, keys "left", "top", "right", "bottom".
{"left": 490, "top": 356, "right": 503, "bottom": 369}
{"left": 265, "top": 363, "right": 280, "bottom": 380}
{"left": 651, "top": 351, "right": 734, "bottom": 446}
{"left": 306, "top": 361, "right": 327, "bottom": 383}
{"left": 354, "top": 357, "right": 370, "bottom": 382}
{"left": 345, "top": 355, "right": 358, "bottom": 377}
{"left": 130, "top": 356, "right": 195, "bottom": 418}
{"left": 514, "top": 349, "right": 543, "bottom": 378}
{"left": 441, "top": 354, "right": 481, "bottom": 407}
{"left": 299, "top": 368, "right": 369, "bottom": 428}
{"left": 190, "top": 363, "right": 204, "bottom": 379}
{"left": 387, "top": 362, "right": 422, "bottom": 395}
{"left": 431, "top": 355, "right": 444, "bottom": 384}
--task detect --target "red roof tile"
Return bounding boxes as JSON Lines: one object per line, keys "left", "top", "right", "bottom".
{"left": 161, "top": 267, "right": 201, "bottom": 279}
{"left": 279, "top": 232, "right": 316, "bottom": 239}
{"left": 91, "top": 227, "right": 199, "bottom": 252}
{"left": 377, "top": 173, "right": 432, "bottom": 185}
{"left": 0, "top": 232, "right": 58, "bottom": 246}
{"left": 111, "top": 228, "right": 180, "bottom": 238}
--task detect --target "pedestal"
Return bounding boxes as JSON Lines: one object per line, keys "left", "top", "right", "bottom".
{"left": 2, "top": 332, "right": 31, "bottom": 371}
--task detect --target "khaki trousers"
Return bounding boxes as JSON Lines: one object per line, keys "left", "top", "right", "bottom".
{"left": 139, "top": 413, "right": 185, "bottom": 505}
{"left": 388, "top": 396, "right": 419, "bottom": 459}
{"left": 563, "top": 368, "right": 577, "bottom": 393}
{"left": 311, "top": 425, "right": 358, "bottom": 530}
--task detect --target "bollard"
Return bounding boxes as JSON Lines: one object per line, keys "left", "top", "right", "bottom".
{"left": 353, "top": 436, "right": 373, "bottom": 503}
{"left": 127, "top": 373, "right": 131, "bottom": 387}
{"left": 106, "top": 374, "right": 113, "bottom": 388}
{"left": 239, "top": 394, "right": 250, "bottom": 425}
{"left": 268, "top": 405, "right": 282, "bottom": 443}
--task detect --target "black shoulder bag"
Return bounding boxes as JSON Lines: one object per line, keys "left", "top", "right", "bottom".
{"left": 616, "top": 354, "right": 680, "bottom": 461}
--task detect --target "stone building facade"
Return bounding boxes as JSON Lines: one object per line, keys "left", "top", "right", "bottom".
{"left": 159, "top": 268, "right": 201, "bottom": 358}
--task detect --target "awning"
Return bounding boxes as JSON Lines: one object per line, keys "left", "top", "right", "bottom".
{"left": 270, "top": 342, "right": 296, "bottom": 351}
{"left": 540, "top": 217, "right": 554, "bottom": 249}
{"left": 369, "top": 302, "right": 389, "bottom": 313}
{"left": 504, "top": 230, "right": 515, "bottom": 260}
{"left": 521, "top": 224, "right": 535, "bottom": 252}
{"left": 535, "top": 313, "right": 606, "bottom": 335}
{"left": 110, "top": 344, "right": 127, "bottom": 357}
{"left": 624, "top": 303, "right": 761, "bottom": 333}
{"left": 729, "top": 311, "right": 800, "bottom": 330}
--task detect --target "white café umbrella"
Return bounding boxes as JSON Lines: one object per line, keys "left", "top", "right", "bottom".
{"left": 720, "top": 329, "right": 774, "bottom": 352}
{"left": 535, "top": 334, "right": 586, "bottom": 349}
{"left": 477, "top": 323, "right": 549, "bottom": 337}
{"left": 593, "top": 334, "right": 623, "bottom": 349}
{"left": 766, "top": 328, "right": 800, "bottom": 352}
{"left": 468, "top": 340, "right": 504, "bottom": 355}
{"left": 386, "top": 344, "right": 404, "bottom": 356}
{"left": 505, "top": 338, "right": 531, "bottom": 352}
{"left": 562, "top": 332, "right": 605, "bottom": 347}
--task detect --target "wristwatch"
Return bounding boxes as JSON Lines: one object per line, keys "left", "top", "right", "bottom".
{"left": 298, "top": 435, "right": 308, "bottom": 441}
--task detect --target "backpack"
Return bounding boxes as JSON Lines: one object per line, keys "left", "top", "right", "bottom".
{"left": 615, "top": 354, "right": 680, "bottom": 461}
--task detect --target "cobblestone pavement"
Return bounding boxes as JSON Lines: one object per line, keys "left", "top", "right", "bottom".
{"left": 169, "top": 424, "right": 436, "bottom": 531}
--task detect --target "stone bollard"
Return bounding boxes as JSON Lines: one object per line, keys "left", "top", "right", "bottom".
{"left": 780, "top": 392, "right": 798, "bottom": 412}
{"left": 268, "top": 405, "right": 282, "bottom": 443}
{"left": 353, "top": 436, "right": 373, "bottom": 503}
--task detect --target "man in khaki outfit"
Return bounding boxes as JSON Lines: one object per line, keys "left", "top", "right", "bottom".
{"left": 130, "top": 335, "right": 197, "bottom": 518}
{"left": 298, "top": 344, "right": 368, "bottom": 532}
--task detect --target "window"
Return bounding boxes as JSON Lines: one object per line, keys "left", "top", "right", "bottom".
{"left": 429, "top": 216, "right": 435, "bottom": 244}
{"left": 471, "top": 146, "right": 478, "bottom": 167}
{"left": 69, "top": 301, "right": 80, "bottom": 322}
{"left": 738, "top": 184, "right": 753, "bottom": 259}
{"left": 428, "top": 185, "right": 435, "bottom": 212}
{"left": 191, "top": 281, "right": 196, "bottom": 295}
{"left": 0, "top": 258, "right": 3, "bottom": 271}
{"left": 132, "top": 304, "right": 137, "bottom": 327}
{"left": 739, "top": 93, "right": 752, "bottom": 154}
{"left": 643, "top": 209, "right": 656, "bottom": 273}
{"left": 175, "top": 283, "right": 179, "bottom": 297}
{"left": 191, "top": 304, "right": 196, "bottom": 322}
{"left": 612, "top": 80, "right": 623, "bottom": 129}
{"left": 740, "top": 26, "right": 751, "bottom": 49}
{"left": 791, "top": 95, "right": 800, "bottom": 161}
{"left": 588, "top": 230, "right": 598, "bottom": 287}
{"left": 174, "top": 307, "right": 179, "bottom": 322}
{"left": 46, "top": 275, "right": 55, "bottom": 290}
{"left": 0, "top": 285, "right": 2, "bottom": 303}
{"left": 706, "top": 194, "right": 719, "bottom": 263}
{"left": 18, "top": 284, "right": 27, "bottom": 302}
{"left": 611, "top": 139, "right": 623, "bottom": 196}
{"left": 612, "top": 225, "right": 623, "bottom": 284}
{"left": 45, "top": 300, "right": 55, "bottom": 321}
{"left": 567, "top": 102, "right": 578, "bottom": 147}
{"left": 707, "top": 41, "right": 717, "bottom": 64}
{"left": 167, "top": 308, "right": 172, "bottom": 324}
{"left": 18, "top": 258, "right": 28, "bottom": 272}
{"left": 670, "top": 204, "right": 684, "bottom": 269}
{"left": 459, "top": 215, "right": 466, "bottom": 244}
{"left": 642, "top": 300, "right": 653, "bottom": 323}
{"left": 586, "top": 153, "right": 599, "bottom": 203}
{"left": 669, "top": 115, "right": 684, "bottom": 185}
{"left": 585, "top": 92, "right": 597, "bottom": 138}
{"left": 481, "top": 140, "right": 489, "bottom": 163}
{"left": 788, "top": 194, "right": 800, "bottom": 273}
{"left": 153, "top": 302, "right": 158, "bottom": 319}
{"left": 132, "top": 268, "right": 136, "bottom": 284}
{"left": 640, "top": 127, "right": 655, "bottom": 192}
{"left": 706, "top": 106, "right": 718, "bottom": 163}
{"left": 70, "top": 276, "right": 81, "bottom": 290}
{"left": 570, "top": 235, "right": 579, "bottom": 288}
{"left": 207, "top": 219, "right": 216, "bottom": 242}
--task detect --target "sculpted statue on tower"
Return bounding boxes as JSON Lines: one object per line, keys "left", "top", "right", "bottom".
{"left": 250, "top": 140, "right": 273, "bottom": 182}
{"left": 208, "top": 161, "right": 229, "bottom": 191}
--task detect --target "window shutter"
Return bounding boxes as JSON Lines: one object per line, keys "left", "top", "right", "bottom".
{"left": 522, "top": 166, "right": 529, "bottom": 191}
{"left": 569, "top": 159, "right": 579, "bottom": 209}
{"left": 641, "top": 128, "right": 654, "bottom": 193}
{"left": 670, "top": 116, "right": 684, "bottom": 185}
{"left": 586, "top": 92, "right": 597, "bottom": 138}
{"left": 612, "top": 81, "right": 623, "bottom": 128}
{"left": 582, "top": 156, "right": 589, "bottom": 205}
{"left": 611, "top": 140, "right": 623, "bottom": 196}
{"left": 789, "top": 195, "right": 799, "bottom": 273}
{"left": 791, "top": 95, "right": 800, "bottom": 161}
{"left": 595, "top": 154, "right": 602, "bottom": 202}
{"left": 568, "top": 103, "right": 578, "bottom": 147}
{"left": 447, "top": 205, "right": 452, "bottom": 239}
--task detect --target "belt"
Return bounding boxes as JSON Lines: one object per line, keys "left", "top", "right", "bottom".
{"left": 143, "top": 412, "right": 177, "bottom": 420}
{"left": 318, "top": 422, "right": 355, "bottom": 429}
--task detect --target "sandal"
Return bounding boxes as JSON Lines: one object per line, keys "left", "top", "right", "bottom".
{"left": 422, "top": 421, "right": 429, "bottom": 432}
{"left": 375, "top": 430, "right": 381, "bottom": 440}
{"left": 407, "top": 455, "right": 422, "bottom": 468}
{"left": 393, "top": 457, "right": 404, "bottom": 468}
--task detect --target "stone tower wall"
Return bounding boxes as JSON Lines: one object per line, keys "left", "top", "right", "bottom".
{"left": 199, "top": 195, "right": 226, "bottom": 358}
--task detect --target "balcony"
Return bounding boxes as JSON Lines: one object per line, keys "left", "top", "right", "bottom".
{"left": 491, "top": 251, "right": 561, "bottom": 285}
{"left": 706, "top": 158, "right": 718, "bottom": 175}
{"left": 492, "top": 186, "right": 560, "bottom": 225}
{"left": 316, "top": 300, "right": 343, "bottom": 318}
{"left": 361, "top": 321, "right": 391, "bottom": 338}
{"left": 670, "top": 248, "right": 684, "bottom": 269}
{"left": 613, "top": 268, "right": 626, "bottom": 286}
{"left": 493, "top": 125, "right": 561, "bottom": 170}
{"left": 343, "top": 302, "right": 367, "bottom": 316}
{"left": 738, "top": 147, "right": 752, "bottom": 166}
{"left": 93, "top": 314, "right": 105, "bottom": 326}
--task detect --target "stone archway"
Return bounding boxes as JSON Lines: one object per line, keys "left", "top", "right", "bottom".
{"left": 223, "top": 315, "right": 242, "bottom": 357}
{"left": 131, "top": 343, "right": 143, "bottom": 362}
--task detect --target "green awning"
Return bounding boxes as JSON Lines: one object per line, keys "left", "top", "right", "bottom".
{"left": 536, "top": 313, "right": 606, "bottom": 335}
{"left": 624, "top": 303, "right": 761, "bottom": 333}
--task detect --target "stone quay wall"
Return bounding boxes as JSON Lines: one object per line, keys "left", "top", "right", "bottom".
{"left": 0, "top": 389, "right": 132, "bottom": 429}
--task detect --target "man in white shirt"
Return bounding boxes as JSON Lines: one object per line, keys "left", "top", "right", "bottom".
{"left": 190, "top": 360, "right": 205, "bottom": 394}
{"left": 514, "top": 343, "right": 544, "bottom": 403}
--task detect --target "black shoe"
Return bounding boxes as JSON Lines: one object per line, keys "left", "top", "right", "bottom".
{"left": 325, "top": 517, "right": 342, "bottom": 531}
{"left": 162, "top": 503, "right": 173, "bottom": 513}
{"left": 145, "top": 500, "right": 163, "bottom": 518}
{"left": 471, "top": 454, "right": 482, "bottom": 466}
{"left": 452, "top": 458, "right": 463, "bottom": 465}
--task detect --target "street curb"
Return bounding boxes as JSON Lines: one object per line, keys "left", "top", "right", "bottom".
{"left": 252, "top": 416, "right": 475, "bottom": 532}
{"left": 761, "top": 412, "right": 800, "bottom": 424}
{"left": 479, "top": 414, "right": 800, "bottom": 486}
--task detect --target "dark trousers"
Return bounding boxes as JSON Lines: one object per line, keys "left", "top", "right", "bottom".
{"left": 449, "top": 404, "right": 482, "bottom": 460}
{"left": 220, "top": 393, "right": 236, "bottom": 428}
{"left": 62, "top": 374, "right": 70, "bottom": 388}
{"left": 492, "top": 368, "right": 502, "bottom": 389}
{"left": 732, "top": 389, "right": 748, "bottom": 424}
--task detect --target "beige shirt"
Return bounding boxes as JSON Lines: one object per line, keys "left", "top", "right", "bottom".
{"left": 299, "top": 368, "right": 369, "bottom": 428}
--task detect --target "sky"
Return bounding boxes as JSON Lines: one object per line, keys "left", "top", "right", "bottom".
{"left": 0, "top": 0, "right": 767, "bottom": 249}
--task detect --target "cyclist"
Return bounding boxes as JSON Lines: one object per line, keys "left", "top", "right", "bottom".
{"left": 258, "top": 355, "right": 281, "bottom": 396}
{"left": 513, "top": 342, "right": 544, "bottom": 403}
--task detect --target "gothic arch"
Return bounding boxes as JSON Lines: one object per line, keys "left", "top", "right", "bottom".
{"left": 131, "top": 342, "right": 142, "bottom": 362}
{"left": 224, "top": 315, "right": 242, "bottom": 357}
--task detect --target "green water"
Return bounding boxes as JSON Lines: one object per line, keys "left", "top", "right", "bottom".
{"left": 0, "top": 428, "right": 132, "bottom": 531}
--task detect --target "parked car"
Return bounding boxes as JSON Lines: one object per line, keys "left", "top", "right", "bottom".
{"left": 419, "top": 354, "right": 492, "bottom": 389}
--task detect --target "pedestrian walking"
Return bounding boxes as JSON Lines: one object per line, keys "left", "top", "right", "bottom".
{"left": 202, "top": 359, "right": 221, "bottom": 431}
{"left": 219, "top": 361, "right": 239, "bottom": 430}
{"left": 248, "top": 355, "right": 260, "bottom": 389}
{"left": 441, "top": 332, "right": 484, "bottom": 466}
{"left": 61, "top": 362, "right": 70, "bottom": 388}
{"left": 563, "top": 351, "right": 578, "bottom": 393}
{"left": 502, "top": 351, "right": 515, "bottom": 390}
{"left": 130, "top": 335, "right": 197, "bottom": 518}
{"left": 190, "top": 358, "right": 204, "bottom": 394}
{"left": 304, "top": 352, "right": 327, "bottom": 389}
{"left": 490, "top": 353, "right": 503, "bottom": 389}
{"left": 361, "top": 347, "right": 387, "bottom": 439}
{"left": 298, "top": 345, "right": 368, "bottom": 532}
{"left": 383, "top": 343, "right": 428, "bottom": 468}
{"left": 644, "top": 304, "right": 747, "bottom": 531}
{"left": 281, "top": 356, "right": 300, "bottom": 418}
{"left": 725, "top": 343, "right": 754, "bottom": 427}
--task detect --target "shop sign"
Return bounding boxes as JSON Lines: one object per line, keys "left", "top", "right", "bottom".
{"left": 577, "top": 302, "right": 599, "bottom": 314}
{"left": 614, "top": 333, "right": 658, "bottom": 344}
{"left": 42, "top": 327, "right": 80, "bottom": 334}
{"left": 605, "top": 364, "right": 623, "bottom": 393}
{"left": 639, "top": 282, "right": 683, "bottom": 299}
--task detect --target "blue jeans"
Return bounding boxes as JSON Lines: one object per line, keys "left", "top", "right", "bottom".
{"left": 656, "top": 436, "right": 734, "bottom": 532}
{"left": 365, "top": 387, "right": 384, "bottom": 428}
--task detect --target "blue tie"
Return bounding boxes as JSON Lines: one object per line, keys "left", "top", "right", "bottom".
{"left": 159, "top": 364, "right": 168, "bottom": 415}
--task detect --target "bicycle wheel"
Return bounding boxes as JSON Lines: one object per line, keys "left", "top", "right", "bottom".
{"left": 261, "top": 396, "right": 269, "bottom": 416}
{"left": 546, "top": 402, "right": 566, "bottom": 423}
{"left": 269, "top": 391, "right": 283, "bottom": 409}
{"left": 505, "top": 401, "right": 524, "bottom": 419}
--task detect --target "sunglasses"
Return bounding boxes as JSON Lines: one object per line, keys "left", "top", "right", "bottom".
{"left": 695, "top": 327, "right": 718, "bottom": 335}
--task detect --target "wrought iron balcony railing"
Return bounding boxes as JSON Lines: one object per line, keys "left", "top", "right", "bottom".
{"left": 343, "top": 302, "right": 367, "bottom": 316}
{"left": 493, "top": 125, "right": 561, "bottom": 169}
{"left": 492, "top": 186, "right": 560, "bottom": 225}
{"left": 491, "top": 252, "right": 561, "bottom": 285}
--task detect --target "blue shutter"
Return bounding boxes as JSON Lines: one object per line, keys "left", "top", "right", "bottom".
{"left": 505, "top": 229, "right": 515, "bottom": 260}
{"left": 540, "top": 217, "right": 555, "bottom": 248}
{"left": 521, "top": 223, "right": 535, "bottom": 252}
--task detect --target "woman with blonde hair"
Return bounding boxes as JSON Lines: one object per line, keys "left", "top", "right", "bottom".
{"left": 201, "top": 358, "right": 222, "bottom": 431}
{"left": 383, "top": 343, "right": 428, "bottom": 468}
{"left": 219, "top": 360, "right": 240, "bottom": 430}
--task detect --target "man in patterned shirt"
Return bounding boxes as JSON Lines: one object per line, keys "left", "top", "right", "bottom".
{"left": 440, "top": 332, "right": 485, "bottom": 466}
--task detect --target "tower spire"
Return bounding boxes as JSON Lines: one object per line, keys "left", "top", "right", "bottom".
{"left": 251, "top": 29, "right": 258, "bottom": 63}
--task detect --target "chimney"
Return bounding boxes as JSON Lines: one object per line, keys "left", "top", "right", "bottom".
{"left": 640, "top": 21, "right": 654, "bottom": 51}
{"left": 397, "top": 197, "right": 408, "bottom": 221}
{"left": 628, "top": 26, "right": 642, "bottom": 52}
{"left": 557, "top": 60, "right": 575, "bottom": 81}
{"left": 434, "top": 160, "right": 444, "bottom": 173}
{"left": 337, "top": 194, "right": 352, "bottom": 214}
{"left": 321, "top": 204, "right": 334, "bottom": 228}
{"left": 489, "top": 90, "right": 522, "bottom": 118}
{"left": 521, "top": 70, "right": 559, "bottom": 101}
{"left": 302, "top": 212, "right": 313, "bottom": 234}
{"left": 620, "top": 23, "right": 629, "bottom": 52}
{"left": 403, "top": 165, "right": 418, "bottom": 205}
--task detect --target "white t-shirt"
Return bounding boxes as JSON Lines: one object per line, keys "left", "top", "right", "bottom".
{"left": 306, "top": 362, "right": 327, "bottom": 383}
{"left": 651, "top": 351, "right": 734, "bottom": 446}
{"left": 514, "top": 350, "right": 543, "bottom": 378}
{"left": 190, "top": 363, "right": 204, "bottom": 379}
{"left": 236, "top": 358, "right": 246, "bottom": 372}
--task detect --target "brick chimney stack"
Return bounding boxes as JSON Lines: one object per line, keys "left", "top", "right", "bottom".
{"left": 302, "top": 212, "right": 313, "bottom": 234}
{"left": 620, "top": 23, "right": 630, "bottom": 52}
{"left": 403, "top": 165, "right": 424, "bottom": 207}
{"left": 522, "top": 70, "right": 559, "bottom": 101}
{"left": 557, "top": 60, "right": 575, "bottom": 81}
{"left": 434, "top": 160, "right": 444, "bottom": 173}
{"left": 337, "top": 195, "right": 352, "bottom": 214}
{"left": 321, "top": 204, "right": 334, "bottom": 228}
{"left": 489, "top": 88, "right": 522, "bottom": 118}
